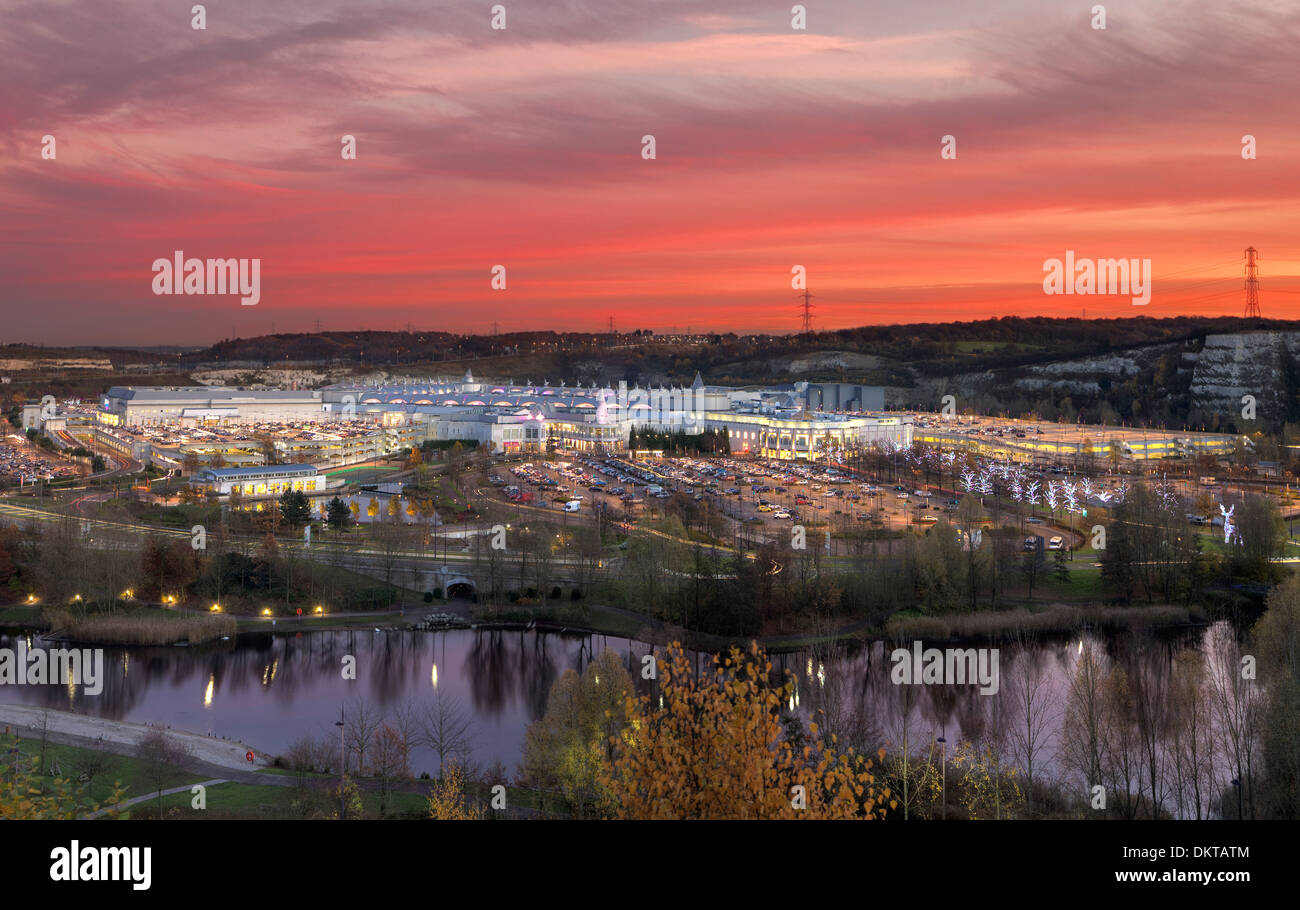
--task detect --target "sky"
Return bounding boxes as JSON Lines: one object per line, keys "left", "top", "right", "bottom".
{"left": 2, "top": 0, "right": 1299, "bottom": 345}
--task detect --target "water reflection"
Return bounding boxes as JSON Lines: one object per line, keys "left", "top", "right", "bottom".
{"left": 0, "top": 622, "right": 1229, "bottom": 795}
{"left": 0, "top": 628, "right": 640, "bottom": 776}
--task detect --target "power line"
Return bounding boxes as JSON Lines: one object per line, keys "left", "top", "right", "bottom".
{"left": 1154, "top": 258, "right": 1241, "bottom": 279}
{"left": 1176, "top": 289, "right": 1241, "bottom": 305}
{"left": 1161, "top": 273, "right": 1238, "bottom": 293}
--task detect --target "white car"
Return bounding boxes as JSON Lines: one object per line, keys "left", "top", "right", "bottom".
{"left": 1048, "top": 536, "right": 1064, "bottom": 550}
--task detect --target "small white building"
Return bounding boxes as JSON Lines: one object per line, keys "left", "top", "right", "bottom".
{"left": 191, "top": 463, "right": 325, "bottom": 498}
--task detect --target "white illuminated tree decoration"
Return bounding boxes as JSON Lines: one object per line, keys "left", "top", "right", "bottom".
{"left": 1063, "top": 481, "right": 1079, "bottom": 513}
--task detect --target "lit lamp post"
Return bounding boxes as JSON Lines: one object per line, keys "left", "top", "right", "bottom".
{"left": 336, "top": 710, "right": 347, "bottom": 820}
{"left": 937, "top": 735, "right": 947, "bottom": 820}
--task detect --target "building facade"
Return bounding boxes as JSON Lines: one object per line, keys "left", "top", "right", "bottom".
{"left": 190, "top": 464, "right": 325, "bottom": 498}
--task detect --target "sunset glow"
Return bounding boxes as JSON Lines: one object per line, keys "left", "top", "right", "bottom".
{"left": 3, "top": 0, "right": 1299, "bottom": 343}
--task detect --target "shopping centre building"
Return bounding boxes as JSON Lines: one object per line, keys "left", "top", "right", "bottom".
{"left": 44, "top": 368, "right": 1246, "bottom": 480}
{"left": 80, "top": 371, "right": 910, "bottom": 470}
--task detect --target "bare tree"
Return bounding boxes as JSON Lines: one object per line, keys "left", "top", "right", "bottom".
{"left": 372, "top": 513, "right": 406, "bottom": 604}
{"left": 134, "top": 729, "right": 194, "bottom": 818}
{"left": 420, "top": 692, "right": 476, "bottom": 779}
{"left": 1207, "top": 623, "right": 1261, "bottom": 819}
{"left": 1100, "top": 665, "right": 1144, "bottom": 820}
{"left": 72, "top": 748, "right": 117, "bottom": 806}
{"left": 1166, "top": 649, "right": 1217, "bottom": 819}
{"left": 1125, "top": 638, "right": 1173, "bottom": 818}
{"left": 344, "top": 696, "right": 385, "bottom": 775}
{"left": 370, "top": 724, "right": 410, "bottom": 818}
{"left": 388, "top": 699, "right": 424, "bottom": 760}
{"left": 1060, "top": 640, "right": 1110, "bottom": 811}
{"left": 1005, "top": 645, "right": 1060, "bottom": 813}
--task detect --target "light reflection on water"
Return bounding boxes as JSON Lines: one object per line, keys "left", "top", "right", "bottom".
{"left": 0, "top": 622, "right": 1235, "bottom": 801}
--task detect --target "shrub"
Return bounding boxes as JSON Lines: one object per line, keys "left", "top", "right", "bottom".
{"left": 433, "top": 587, "right": 443, "bottom": 599}
{"left": 42, "top": 608, "right": 235, "bottom": 646}
{"left": 423, "top": 591, "right": 434, "bottom": 603}
{"left": 550, "top": 586, "right": 562, "bottom": 600}
{"left": 570, "top": 587, "right": 582, "bottom": 601}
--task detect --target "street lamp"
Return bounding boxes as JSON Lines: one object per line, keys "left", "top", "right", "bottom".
{"left": 937, "top": 736, "right": 947, "bottom": 820}
{"left": 336, "top": 709, "right": 347, "bottom": 820}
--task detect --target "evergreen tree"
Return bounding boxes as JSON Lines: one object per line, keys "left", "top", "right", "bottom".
{"left": 326, "top": 496, "right": 352, "bottom": 531}
{"left": 1053, "top": 546, "right": 1070, "bottom": 584}
{"left": 279, "top": 488, "right": 312, "bottom": 527}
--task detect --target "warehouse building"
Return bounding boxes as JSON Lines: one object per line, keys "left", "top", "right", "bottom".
{"left": 101, "top": 387, "right": 326, "bottom": 426}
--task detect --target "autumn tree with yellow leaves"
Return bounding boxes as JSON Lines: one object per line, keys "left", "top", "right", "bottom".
{"left": 599, "top": 642, "right": 893, "bottom": 819}
{"left": 519, "top": 649, "right": 634, "bottom": 817}
{"left": 427, "top": 763, "right": 483, "bottom": 820}
{"left": 0, "top": 735, "right": 125, "bottom": 819}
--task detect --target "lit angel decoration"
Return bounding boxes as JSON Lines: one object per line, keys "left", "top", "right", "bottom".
{"left": 1220, "top": 503, "right": 1236, "bottom": 544}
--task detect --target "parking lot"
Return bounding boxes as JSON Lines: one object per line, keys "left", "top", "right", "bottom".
{"left": 485, "top": 451, "right": 1079, "bottom": 550}
{"left": 0, "top": 435, "right": 81, "bottom": 484}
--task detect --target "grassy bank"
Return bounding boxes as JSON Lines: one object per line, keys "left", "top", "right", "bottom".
{"left": 0, "top": 603, "right": 41, "bottom": 628}
{"left": 5, "top": 736, "right": 207, "bottom": 808}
